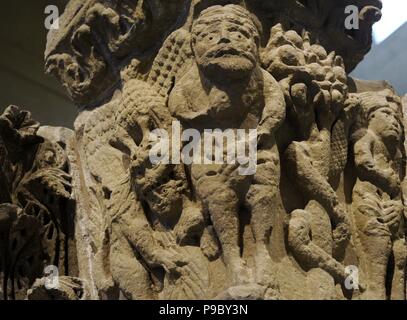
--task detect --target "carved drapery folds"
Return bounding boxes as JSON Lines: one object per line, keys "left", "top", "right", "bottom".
{"left": 2, "top": 0, "right": 406, "bottom": 300}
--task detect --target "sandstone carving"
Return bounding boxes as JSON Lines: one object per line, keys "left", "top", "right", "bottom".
{"left": 0, "top": 106, "right": 77, "bottom": 300}
{"left": 1, "top": 0, "right": 406, "bottom": 300}
{"left": 262, "top": 25, "right": 352, "bottom": 285}
{"left": 350, "top": 89, "right": 406, "bottom": 300}
{"left": 169, "top": 5, "right": 285, "bottom": 290}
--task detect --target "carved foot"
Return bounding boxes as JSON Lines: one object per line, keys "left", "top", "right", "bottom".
{"left": 228, "top": 259, "right": 254, "bottom": 286}
{"left": 254, "top": 246, "right": 275, "bottom": 287}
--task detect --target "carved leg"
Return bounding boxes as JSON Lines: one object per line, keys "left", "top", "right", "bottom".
{"left": 204, "top": 186, "right": 249, "bottom": 285}
{"left": 246, "top": 149, "right": 279, "bottom": 286}
{"left": 285, "top": 142, "right": 347, "bottom": 226}
{"left": 109, "top": 231, "right": 155, "bottom": 300}
{"left": 246, "top": 185, "right": 274, "bottom": 286}
{"left": 357, "top": 220, "right": 392, "bottom": 300}
{"left": 288, "top": 209, "right": 347, "bottom": 283}
{"left": 108, "top": 177, "right": 179, "bottom": 298}
{"left": 285, "top": 142, "right": 350, "bottom": 249}
{"left": 390, "top": 238, "right": 407, "bottom": 300}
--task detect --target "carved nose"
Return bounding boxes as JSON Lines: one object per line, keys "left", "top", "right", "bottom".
{"left": 218, "top": 37, "right": 231, "bottom": 44}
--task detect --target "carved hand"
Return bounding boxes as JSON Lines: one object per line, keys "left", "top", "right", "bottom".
{"left": 332, "top": 203, "right": 351, "bottom": 245}
{"left": 333, "top": 220, "right": 351, "bottom": 246}
{"left": 383, "top": 169, "right": 401, "bottom": 196}
{"left": 379, "top": 200, "right": 404, "bottom": 232}
{"left": 315, "top": 90, "right": 337, "bottom": 129}
{"left": 152, "top": 249, "right": 188, "bottom": 277}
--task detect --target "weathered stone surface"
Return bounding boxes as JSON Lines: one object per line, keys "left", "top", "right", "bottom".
{"left": 0, "top": 106, "right": 77, "bottom": 300}
{"left": 27, "top": 276, "right": 87, "bottom": 300}
{"left": 1, "top": 0, "right": 406, "bottom": 300}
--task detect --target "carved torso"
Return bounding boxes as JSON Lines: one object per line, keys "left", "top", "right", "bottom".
{"left": 170, "top": 64, "right": 265, "bottom": 131}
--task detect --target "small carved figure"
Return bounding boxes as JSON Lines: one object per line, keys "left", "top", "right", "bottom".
{"left": 262, "top": 25, "right": 352, "bottom": 283}
{"left": 351, "top": 90, "right": 407, "bottom": 300}
{"left": 169, "top": 5, "right": 286, "bottom": 287}
{"left": 108, "top": 79, "right": 209, "bottom": 299}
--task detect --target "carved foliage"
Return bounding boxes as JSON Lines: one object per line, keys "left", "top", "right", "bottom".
{"left": 251, "top": 0, "right": 382, "bottom": 71}
{"left": 45, "top": 0, "right": 187, "bottom": 106}
{"left": 0, "top": 106, "right": 75, "bottom": 300}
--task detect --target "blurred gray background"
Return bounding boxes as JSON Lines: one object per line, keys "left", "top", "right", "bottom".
{"left": 352, "top": 22, "right": 407, "bottom": 96}
{"left": 0, "top": 0, "right": 75, "bottom": 128}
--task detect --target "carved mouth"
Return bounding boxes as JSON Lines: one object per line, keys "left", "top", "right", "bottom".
{"left": 383, "top": 122, "right": 401, "bottom": 137}
{"left": 205, "top": 47, "right": 255, "bottom": 64}
{"left": 389, "top": 125, "right": 401, "bottom": 134}
{"left": 205, "top": 45, "right": 243, "bottom": 57}
{"left": 213, "top": 48, "right": 242, "bottom": 58}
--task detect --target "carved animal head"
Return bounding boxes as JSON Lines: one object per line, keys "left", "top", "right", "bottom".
{"left": 45, "top": 0, "right": 186, "bottom": 106}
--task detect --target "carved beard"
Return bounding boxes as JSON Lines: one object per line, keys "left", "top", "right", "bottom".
{"left": 197, "top": 45, "right": 257, "bottom": 79}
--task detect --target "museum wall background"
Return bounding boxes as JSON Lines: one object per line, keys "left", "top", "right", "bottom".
{"left": 0, "top": 0, "right": 76, "bottom": 128}
{"left": 352, "top": 21, "right": 407, "bottom": 96}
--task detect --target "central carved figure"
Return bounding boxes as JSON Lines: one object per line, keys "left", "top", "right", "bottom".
{"left": 169, "top": 5, "right": 285, "bottom": 287}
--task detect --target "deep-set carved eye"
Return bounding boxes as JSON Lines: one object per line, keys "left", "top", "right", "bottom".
{"left": 199, "top": 33, "right": 208, "bottom": 40}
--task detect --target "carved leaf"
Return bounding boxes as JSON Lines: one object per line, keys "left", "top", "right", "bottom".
{"left": 0, "top": 106, "right": 43, "bottom": 147}
{"left": 0, "top": 106, "right": 75, "bottom": 300}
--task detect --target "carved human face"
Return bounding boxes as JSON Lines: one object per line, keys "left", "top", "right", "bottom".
{"left": 370, "top": 107, "right": 402, "bottom": 142}
{"left": 193, "top": 19, "right": 259, "bottom": 77}
{"left": 146, "top": 180, "right": 184, "bottom": 225}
